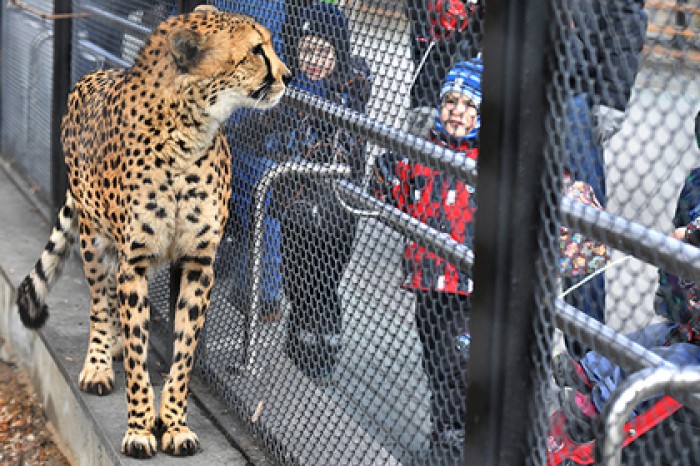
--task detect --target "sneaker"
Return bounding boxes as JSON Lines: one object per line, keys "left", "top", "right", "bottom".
{"left": 560, "top": 387, "right": 598, "bottom": 444}
{"left": 552, "top": 353, "right": 593, "bottom": 394}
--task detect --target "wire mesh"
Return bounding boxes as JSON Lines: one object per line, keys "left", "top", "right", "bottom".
{"left": 539, "top": 1, "right": 700, "bottom": 465}
{"left": 72, "top": 0, "right": 176, "bottom": 79}
{"left": 195, "top": 1, "right": 483, "bottom": 464}
{"left": 1, "top": 0, "right": 698, "bottom": 464}
{"left": 0, "top": 0, "right": 55, "bottom": 198}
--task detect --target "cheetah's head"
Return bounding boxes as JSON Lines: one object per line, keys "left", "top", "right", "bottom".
{"left": 147, "top": 9, "right": 291, "bottom": 123}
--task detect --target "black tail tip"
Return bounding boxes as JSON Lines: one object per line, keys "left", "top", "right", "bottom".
{"left": 16, "top": 279, "right": 49, "bottom": 329}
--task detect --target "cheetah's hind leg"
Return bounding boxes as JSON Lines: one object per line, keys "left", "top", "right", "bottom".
{"left": 77, "top": 225, "right": 119, "bottom": 396}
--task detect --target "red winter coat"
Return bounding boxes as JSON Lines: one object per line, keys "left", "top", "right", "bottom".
{"left": 388, "top": 134, "right": 478, "bottom": 295}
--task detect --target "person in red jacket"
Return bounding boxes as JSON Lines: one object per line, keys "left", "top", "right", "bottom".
{"left": 375, "top": 59, "right": 481, "bottom": 460}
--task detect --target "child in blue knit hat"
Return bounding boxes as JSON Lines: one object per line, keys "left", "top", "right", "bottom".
{"left": 374, "top": 59, "right": 482, "bottom": 461}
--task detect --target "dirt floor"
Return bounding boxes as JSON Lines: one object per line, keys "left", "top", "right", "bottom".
{"left": 0, "top": 338, "right": 71, "bottom": 466}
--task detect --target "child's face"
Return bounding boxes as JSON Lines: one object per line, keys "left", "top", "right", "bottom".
{"left": 439, "top": 92, "right": 478, "bottom": 139}
{"left": 298, "top": 36, "right": 336, "bottom": 81}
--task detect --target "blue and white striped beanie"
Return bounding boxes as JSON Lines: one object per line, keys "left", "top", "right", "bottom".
{"left": 436, "top": 58, "right": 483, "bottom": 140}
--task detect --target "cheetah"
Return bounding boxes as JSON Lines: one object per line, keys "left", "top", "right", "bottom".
{"left": 15, "top": 6, "right": 290, "bottom": 458}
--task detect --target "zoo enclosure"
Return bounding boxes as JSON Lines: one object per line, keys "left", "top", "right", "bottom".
{"left": 1, "top": 0, "right": 699, "bottom": 465}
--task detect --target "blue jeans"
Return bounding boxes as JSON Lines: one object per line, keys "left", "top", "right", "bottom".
{"left": 563, "top": 94, "right": 607, "bottom": 357}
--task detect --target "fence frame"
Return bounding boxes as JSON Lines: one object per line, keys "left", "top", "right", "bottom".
{"left": 464, "top": 1, "right": 554, "bottom": 465}
{"left": 6, "top": 0, "right": 698, "bottom": 463}
{"left": 50, "top": 0, "right": 72, "bottom": 214}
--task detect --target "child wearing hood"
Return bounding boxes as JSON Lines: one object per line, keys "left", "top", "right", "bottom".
{"left": 258, "top": 2, "right": 371, "bottom": 379}
{"left": 375, "top": 59, "right": 482, "bottom": 457}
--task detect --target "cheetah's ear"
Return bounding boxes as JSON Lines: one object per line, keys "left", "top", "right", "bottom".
{"left": 169, "top": 28, "right": 204, "bottom": 73}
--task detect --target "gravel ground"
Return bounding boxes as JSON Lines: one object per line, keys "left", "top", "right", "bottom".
{"left": 0, "top": 338, "right": 71, "bottom": 466}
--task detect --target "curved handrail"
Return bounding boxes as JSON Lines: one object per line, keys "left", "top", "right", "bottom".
{"left": 598, "top": 366, "right": 700, "bottom": 466}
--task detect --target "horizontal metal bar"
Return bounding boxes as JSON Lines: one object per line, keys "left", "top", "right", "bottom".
{"left": 284, "top": 90, "right": 700, "bottom": 288}
{"left": 283, "top": 89, "right": 478, "bottom": 186}
{"left": 80, "top": 4, "right": 153, "bottom": 37}
{"left": 555, "top": 299, "right": 700, "bottom": 413}
{"left": 599, "top": 366, "right": 700, "bottom": 466}
{"left": 281, "top": 95, "right": 698, "bottom": 287}
{"left": 334, "top": 179, "right": 474, "bottom": 273}
{"left": 560, "top": 196, "right": 700, "bottom": 283}
{"left": 76, "top": 38, "right": 130, "bottom": 68}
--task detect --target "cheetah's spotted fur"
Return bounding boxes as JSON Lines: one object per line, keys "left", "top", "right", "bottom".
{"left": 16, "top": 7, "right": 289, "bottom": 458}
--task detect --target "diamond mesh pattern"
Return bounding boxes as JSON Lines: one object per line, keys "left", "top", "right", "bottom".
{"left": 2, "top": 0, "right": 699, "bottom": 464}
{"left": 1, "top": 0, "right": 56, "bottom": 198}
{"left": 538, "top": 1, "right": 700, "bottom": 465}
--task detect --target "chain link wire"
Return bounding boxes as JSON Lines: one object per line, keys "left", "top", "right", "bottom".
{"left": 2, "top": 0, "right": 698, "bottom": 464}
{"left": 542, "top": 1, "right": 700, "bottom": 465}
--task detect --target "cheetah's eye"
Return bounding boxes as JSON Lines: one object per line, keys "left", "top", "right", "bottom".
{"left": 251, "top": 44, "right": 264, "bottom": 56}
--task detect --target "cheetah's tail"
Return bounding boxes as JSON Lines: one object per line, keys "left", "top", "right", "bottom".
{"left": 16, "top": 191, "right": 78, "bottom": 329}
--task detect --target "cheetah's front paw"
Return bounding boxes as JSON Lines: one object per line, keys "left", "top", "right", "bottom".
{"left": 78, "top": 366, "right": 114, "bottom": 396}
{"left": 122, "top": 429, "right": 158, "bottom": 459}
{"left": 160, "top": 426, "right": 200, "bottom": 456}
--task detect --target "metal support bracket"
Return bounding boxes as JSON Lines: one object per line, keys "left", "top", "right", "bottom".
{"left": 241, "top": 161, "right": 351, "bottom": 370}
{"left": 598, "top": 366, "right": 700, "bottom": 466}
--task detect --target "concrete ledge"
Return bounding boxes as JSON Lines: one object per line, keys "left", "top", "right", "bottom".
{"left": 0, "top": 160, "right": 269, "bottom": 465}
{"left": 0, "top": 276, "right": 112, "bottom": 466}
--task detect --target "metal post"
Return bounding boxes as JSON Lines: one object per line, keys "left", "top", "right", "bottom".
{"left": 0, "top": 2, "right": 3, "bottom": 139}
{"left": 240, "top": 162, "right": 351, "bottom": 370}
{"left": 597, "top": 366, "right": 700, "bottom": 466}
{"left": 50, "top": 0, "right": 72, "bottom": 214}
{"left": 177, "top": 0, "right": 204, "bottom": 14}
{"left": 464, "top": 0, "right": 553, "bottom": 465}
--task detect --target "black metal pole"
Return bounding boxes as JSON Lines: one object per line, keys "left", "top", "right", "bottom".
{"left": 0, "top": 3, "right": 4, "bottom": 139}
{"left": 464, "top": 0, "right": 552, "bottom": 465}
{"left": 50, "top": 0, "right": 73, "bottom": 214}
{"left": 177, "top": 0, "right": 205, "bottom": 14}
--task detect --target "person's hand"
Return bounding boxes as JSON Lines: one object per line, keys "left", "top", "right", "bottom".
{"left": 672, "top": 227, "right": 687, "bottom": 241}
{"left": 594, "top": 105, "right": 626, "bottom": 145}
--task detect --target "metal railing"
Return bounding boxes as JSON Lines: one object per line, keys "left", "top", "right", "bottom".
{"left": 2, "top": 0, "right": 699, "bottom": 464}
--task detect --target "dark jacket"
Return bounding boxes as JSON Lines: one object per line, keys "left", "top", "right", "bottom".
{"left": 231, "top": 3, "right": 371, "bottom": 211}
{"left": 655, "top": 168, "right": 700, "bottom": 325}
{"left": 567, "top": 0, "right": 648, "bottom": 111}
{"left": 261, "top": 65, "right": 370, "bottom": 203}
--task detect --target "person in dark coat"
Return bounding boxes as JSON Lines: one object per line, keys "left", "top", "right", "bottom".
{"left": 562, "top": 0, "right": 648, "bottom": 357}
{"left": 218, "top": 0, "right": 288, "bottom": 320}
{"left": 554, "top": 111, "right": 700, "bottom": 445}
{"left": 260, "top": 2, "right": 371, "bottom": 379}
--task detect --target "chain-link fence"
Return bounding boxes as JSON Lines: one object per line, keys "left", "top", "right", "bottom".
{"left": 535, "top": 1, "right": 700, "bottom": 465}
{"left": 1, "top": 0, "right": 699, "bottom": 465}
{"left": 1, "top": 0, "right": 56, "bottom": 198}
